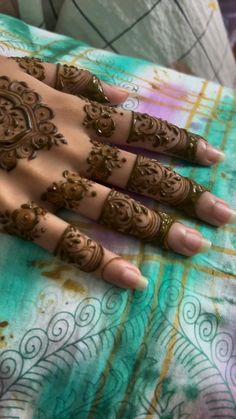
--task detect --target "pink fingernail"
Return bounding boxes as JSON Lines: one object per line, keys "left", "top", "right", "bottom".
{"left": 184, "top": 231, "right": 211, "bottom": 253}
{"left": 213, "top": 202, "right": 236, "bottom": 224}
{"left": 102, "top": 259, "right": 148, "bottom": 290}
{"left": 122, "top": 269, "right": 148, "bottom": 290}
{"left": 206, "top": 145, "right": 225, "bottom": 163}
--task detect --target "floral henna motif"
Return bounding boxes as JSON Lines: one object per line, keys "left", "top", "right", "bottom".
{"left": 127, "top": 156, "right": 207, "bottom": 216}
{"left": 41, "top": 170, "right": 97, "bottom": 209}
{"left": 10, "top": 56, "right": 45, "bottom": 81}
{"left": 0, "top": 76, "right": 67, "bottom": 171}
{"left": 83, "top": 100, "right": 122, "bottom": 138}
{"left": 55, "top": 63, "right": 109, "bottom": 103}
{"left": 98, "top": 189, "right": 175, "bottom": 249}
{"left": 0, "top": 201, "right": 47, "bottom": 240}
{"left": 54, "top": 225, "right": 104, "bottom": 272}
{"left": 87, "top": 139, "right": 126, "bottom": 181}
{"left": 127, "top": 112, "right": 204, "bottom": 161}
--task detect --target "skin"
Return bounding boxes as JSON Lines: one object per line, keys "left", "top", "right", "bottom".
{"left": 0, "top": 55, "right": 235, "bottom": 291}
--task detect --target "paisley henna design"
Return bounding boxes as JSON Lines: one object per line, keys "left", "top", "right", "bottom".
{"left": 54, "top": 225, "right": 104, "bottom": 272}
{"left": 87, "top": 139, "right": 127, "bottom": 181}
{"left": 55, "top": 63, "right": 109, "bottom": 103}
{"left": 98, "top": 189, "right": 175, "bottom": 249}
{"left": 10, "top": 56, "right": 45, "bottom": 81}
{"left": 41, "top": 170, "right": 97, "bottom": 209}
{"left": 83, "top": 100, "right": 122, "bottom": 138}
{"left": 0, "top": 201, "right": 47, "bottom": 240}
{"left": 127, "top": 112, "right": 204, "bottom": 161}
{"left": 0, "top": 76, "right": 67, "bottom": 171}
{"left": 127, "top": 156, "right": 208, "bottom": 216}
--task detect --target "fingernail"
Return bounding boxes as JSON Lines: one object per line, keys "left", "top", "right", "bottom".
{"left": 206, "top": 145, "right": 225, "bottom": 163}
{"left": 122, "top": 269, "right": 148, "bottom": 290}
{"left": 102, "top": 258, "right": 148, "bottom": 290}
{"left": 184, "top": 231, "right": 212, "bottom": 253}
{"left": 103, "top": 82, "right": 128, "bottom": 94}
{"left": 199, "top": 238, "right": 212, "bottom": 252}
{"left": 213, "top": 202, "right": 236, "bottom": 224}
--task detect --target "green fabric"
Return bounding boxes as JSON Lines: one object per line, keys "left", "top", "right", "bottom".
{"left": 0, "top": 14, "right": 235, "bottom": 419}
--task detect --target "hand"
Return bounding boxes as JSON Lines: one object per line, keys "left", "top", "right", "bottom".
{"left": 0, "top": 56, "right": 233, "bottom": 291}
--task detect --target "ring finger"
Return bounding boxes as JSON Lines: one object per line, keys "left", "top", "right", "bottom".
{"left": 40, "top": 169, "right": 212, "bottom": 257}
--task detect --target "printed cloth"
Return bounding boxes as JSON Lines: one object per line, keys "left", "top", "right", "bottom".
{"left": 0, "top": 13, "right": 236, "bottom": 419}
{"left": 0, "top": 0, "right": 236, "bottom": 87}
{"left": 219, "top": 0, "right": 236, "bottom": 59}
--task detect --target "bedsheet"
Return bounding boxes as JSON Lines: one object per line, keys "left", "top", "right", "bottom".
{"left": 0, "top": 14, "right": 236, "bottom": 419}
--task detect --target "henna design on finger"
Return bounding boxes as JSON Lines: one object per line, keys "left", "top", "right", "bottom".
{"left": 0, "top": 76, "right": 67, "bottom": 171}
{"left": 10, "top": 56, "right": 46, "bottom": 81}
{"left": 0, "top": 201, "right": 47, "bottom": 240}
{"left": 83, "top": 100, "right": 123, "bottom": 138}
{"left": 98, "top": 189, "right": 175, "bottom": 249}
{"left": 54, "top": 225, "right": 104, "bottom": 272}
{"left": 127, "top": 112, "right": 205, "bottom": 161}
{"left": 87, "top": 139, "right": 126, "bottom": 181}
{"left": 41, "top": 170, "right": 97, "bottom": 209}
{"left": 127, "top": 156, "right": 208, "bottom": 216}
{"left": 55, "top": 63, "right": 109, "bottom": 103}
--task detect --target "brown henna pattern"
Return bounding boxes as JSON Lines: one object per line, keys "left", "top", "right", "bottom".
{"left": 55, "top": 63, "right": 109, "bottom": 103}
{"left": 11, "top": 56, "right": 45, "bottom": 81}
{"left": 54, "top": 225, "right": 104, "bottom": 272}
{"left": 41, "top": 170, "right": 97, "bottom": 209}
{"left": 98, "top": 189, "right": 175, "bottom": 249}
{"left": 0, "top": 201, "right": 47, "bottom": 240}
{"left": 127, "top": 112, "right": 204, "bottom": 161}
{"left": 127, "top": 156, "right": 207, "bottom": 216}
{"left": 87, "top": 139, "right": 126, "bottom": 181}
{"left": 83, "top": 100, "right": 122, "bottom": 138}
{"left": 0, "top": 76, "right": 67, "bottom": 171}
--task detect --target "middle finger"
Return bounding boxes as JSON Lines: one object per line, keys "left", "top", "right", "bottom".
{"left": 69, "top": 139, "right": 236, "bottom": 227}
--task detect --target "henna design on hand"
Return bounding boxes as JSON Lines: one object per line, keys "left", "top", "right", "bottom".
{"left": 0, "top": 201, "right": 47, "bottom": 240}
{"left": 55, "top": 63, "right": 109, "bottom": 103}
{"left": 98, "top": 189, "right": 175, "bottom": 248}
{"left": 127, "top": 112, "right": 204, "bottom": 161}
{"left": 127, "top": 156, "right": 207, "bottom": 216}
{"left": 54, "top": 225, "right": 104, "bottom": 272}
{"left": 10, "top": 56, "right": 46, "bottom": 81}
{"left": 0, "top": 76, "right": 67, "bottom": 171}
{"left": 83, "top": 100, "right": 122, "bottom": 138}
{"left": 87, "top": 139, "right": 126, "bottom": 181}
{"left": 41, "top": 170, "right": 97, "bottom": 209}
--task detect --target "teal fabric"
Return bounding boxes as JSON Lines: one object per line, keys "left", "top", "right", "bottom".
{"left": 0, "top": 14, "right": 236, "bottom": 419}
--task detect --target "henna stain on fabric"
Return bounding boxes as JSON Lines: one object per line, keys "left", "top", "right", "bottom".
{"left": 55, "top": 63, "right": 109, "bottom": 103}
{"left": 0, "top": 321, "right": 8, "bottom": 328}
{"left": 42, "top": 265, "right": 72, "bottom": 280}
{"left": 32, "top": 260, "right": 85, "bottom": 293}
{"left": 63, "top": 279, "right": 85, "bottom": 294}
{"left": 0, "top": 76, "right": 67, "bottom": 171}
{"left": 0, "top": 321, "right": 8, "bottom": 348}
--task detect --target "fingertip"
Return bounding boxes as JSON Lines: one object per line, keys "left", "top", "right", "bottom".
{"left": 102, "top": 82, "right": 129, "bottom": 105}
{"left": 196, "top": 139, "right": 225, "bottom": 165}
{"left": 101, "top": 257, "right": 148, "bottom": 290}
{"left": 167, "top": 222, "right": 212, "bottom": 256}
